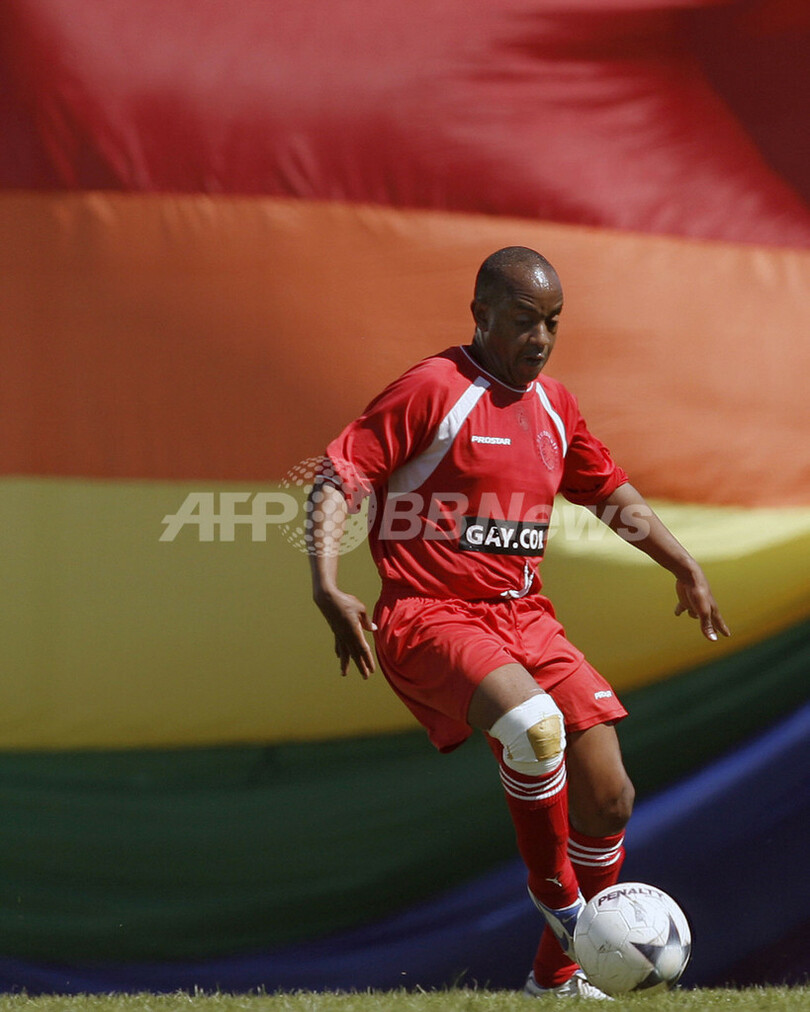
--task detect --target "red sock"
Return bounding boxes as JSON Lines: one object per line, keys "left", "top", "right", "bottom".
{"left": 568, "top": 827, "right": 626, "bottom": 900}
{"left": 532, "top": 827, "right": 626, "bottom": 987}
{"left": 486, "top": 735, "right": 579, "bottom": 909}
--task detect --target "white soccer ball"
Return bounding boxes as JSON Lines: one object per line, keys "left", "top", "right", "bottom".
{"left": 572, "top": 882, "right": 692, "bottom": 996}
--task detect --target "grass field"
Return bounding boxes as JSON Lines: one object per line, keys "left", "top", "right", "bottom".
{"left": 0, "top": 989, "right": 808, "bottom": 1012}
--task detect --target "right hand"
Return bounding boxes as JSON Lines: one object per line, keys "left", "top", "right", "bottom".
{"left": 314, "top": 588, "right": 377, "bottom": 679}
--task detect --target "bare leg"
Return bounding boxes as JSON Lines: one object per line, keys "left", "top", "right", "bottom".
{"left": 469, "top": 668, "right": 633, "bottom": 834}
{"left": 566, "top": 723, "right": 634, "bottom": 836}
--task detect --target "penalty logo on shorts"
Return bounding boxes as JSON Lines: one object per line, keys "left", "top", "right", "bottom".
{"left": 459, "top": 516, "right": 548, "bottom": 555}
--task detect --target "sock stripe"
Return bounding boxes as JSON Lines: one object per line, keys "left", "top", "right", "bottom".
{"left": 499, "top": 762, "right": 567, "bottom": 803}
{"left": 567, "top": 836, "right": 624, "bottom": 867}
{"left": 568, "top": 837, "right": 624, "bottom": 853}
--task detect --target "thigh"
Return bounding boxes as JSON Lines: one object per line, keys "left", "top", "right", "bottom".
{"left": 373, "top": 595, "right": 521, "bottom": 752}
{"left": 466, "top": 662, "right": 546, "bottom": 731}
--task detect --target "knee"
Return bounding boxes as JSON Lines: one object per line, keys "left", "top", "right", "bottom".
{"left": 576, "top": 778, "right": 635, "bottom": 837}
{"left": 601, "top": 778, "right": 635, "bottom": 833}
{"left": 489, "top": 693, "right": 566, "bottom": 776}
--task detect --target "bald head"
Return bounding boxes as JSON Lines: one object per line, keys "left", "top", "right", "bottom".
{"left": 474, "top": 247, "right": 560, "bottom": 305}
{"left": 469, "top": 247, "right": 563, "bottom": 388}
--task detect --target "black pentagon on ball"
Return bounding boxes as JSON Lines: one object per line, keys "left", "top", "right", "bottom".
{"left": 630, "top": 913, "right": 688, "bottom": 990}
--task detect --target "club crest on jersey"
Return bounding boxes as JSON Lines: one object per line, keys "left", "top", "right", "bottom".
{"left": 537, "top": 430, "right": 560, "bottom": 471}
{"left": 459, "top": 516, "right": 548, "bottom": 555}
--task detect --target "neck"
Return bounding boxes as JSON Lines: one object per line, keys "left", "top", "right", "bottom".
{"left": 465, "top": 341, "right": 531, "bottom": 392}
{"left": 468, "top": 336, "right": 500, "bottom": 380}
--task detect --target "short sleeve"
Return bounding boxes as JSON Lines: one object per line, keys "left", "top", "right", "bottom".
{"left": 323, "top": 359, "right": 447, "bottom": 513}
{"left": 559, "top": 402, "right": 628, "bottom": 506}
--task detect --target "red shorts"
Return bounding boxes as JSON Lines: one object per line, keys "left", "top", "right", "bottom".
{"left": 373, "top": 592, "right": 627, "bottom": 753}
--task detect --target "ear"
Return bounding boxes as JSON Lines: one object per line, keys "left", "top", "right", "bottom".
{"left": 471, "top": 298, "right": 489, "bottom": 332}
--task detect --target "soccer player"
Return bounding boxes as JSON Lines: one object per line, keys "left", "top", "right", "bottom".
{"left": 307, "top": 247, "right": 729, "bottom": 998}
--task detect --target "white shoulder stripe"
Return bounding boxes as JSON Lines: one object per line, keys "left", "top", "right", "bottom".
{"left": 535, "top": 383, "right": 568, "bottom": 457}
{"left": 388, "top": 376, "right": 490, "bottom": 496}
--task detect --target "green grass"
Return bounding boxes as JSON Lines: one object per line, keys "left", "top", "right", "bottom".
{"left": 0, "top": 989, "right": 808, "bottom": 1012}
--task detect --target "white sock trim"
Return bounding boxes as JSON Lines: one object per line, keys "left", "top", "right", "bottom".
{"left": 499, "top": 761, "right": 566, "bottom": 802}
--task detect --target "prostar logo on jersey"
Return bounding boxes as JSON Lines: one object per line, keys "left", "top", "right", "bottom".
{"left": 459, "top": 516, "right": 549, "bottom": 555}
{"left": 471, "top": 434, "right": 512, "bottom": 445}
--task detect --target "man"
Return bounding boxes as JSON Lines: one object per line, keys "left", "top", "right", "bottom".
{"left": 307, "top": 247, "right": 729, "bottom": 998}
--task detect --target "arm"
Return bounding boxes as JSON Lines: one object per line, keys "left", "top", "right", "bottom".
{"left": 593, "top": 482, "right": 730, "bottom": 642}
{"left": 307, "top": 357, "right": 452, "bottom": 676}
{"left": 307, "top": 481, "right": 376, "bottom": 678}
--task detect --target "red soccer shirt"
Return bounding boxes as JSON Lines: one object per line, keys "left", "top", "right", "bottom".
{"left": 325, "top": 346, "right": 627, "bottom": 600}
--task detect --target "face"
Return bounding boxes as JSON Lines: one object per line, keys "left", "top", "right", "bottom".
{"left": 470, "top": 264, "right": 563, "bottom": 389}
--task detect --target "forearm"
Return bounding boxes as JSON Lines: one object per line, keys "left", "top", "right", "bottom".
{"left": 593, "top": 482, "right": 729, "bottom": 640}
{"left": 306, "top": 481, "right": 349, "bottom": 601}
{"left": 306, "top": 479, "right": 376, "bottom": 676}
{"left": 593, "top": 482, "right": 699, "bottom": 579}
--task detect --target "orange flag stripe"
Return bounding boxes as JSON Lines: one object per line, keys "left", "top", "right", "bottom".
{"left": 2, "top": 192, "right": 808, "bottom": 506}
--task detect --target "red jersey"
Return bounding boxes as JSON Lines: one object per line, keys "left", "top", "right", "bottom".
{"left": 325, "top": 345, "right": 627, "bottom": 600}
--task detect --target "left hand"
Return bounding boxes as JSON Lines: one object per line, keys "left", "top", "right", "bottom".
{"left": 674, "top": 572, "right": 731, "bottom": 642}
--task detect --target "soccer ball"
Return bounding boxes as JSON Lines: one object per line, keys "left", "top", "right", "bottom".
{"left": 573, "top": 882, "right": 692, "bottom": 996}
